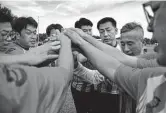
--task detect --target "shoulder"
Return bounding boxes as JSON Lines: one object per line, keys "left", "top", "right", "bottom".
{"left": 138, "top": 52, "right": 158, "bottom": 60}
{"left": 137, "top": 58, "right": 159, "bottom": 68}
{"left": 5, "top": 42, "right": 24, "bottom": 54}
{"left": 115, "top": 64, "right": 166, "bottom": 78}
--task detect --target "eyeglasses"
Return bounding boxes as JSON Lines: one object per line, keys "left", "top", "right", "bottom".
{"left": 143, "top": 2, "right": 154, "bottom": 24}
{"left": 0, "top": 30, "right": 15, "bottom": 40}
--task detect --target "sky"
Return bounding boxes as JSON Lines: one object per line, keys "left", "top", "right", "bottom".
{"left": 0, "top": 0, "right": 152, "bottom": 38}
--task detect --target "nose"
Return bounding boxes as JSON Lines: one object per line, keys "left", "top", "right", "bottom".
{"left": 104, "top": 31, "right": 108, "bottom": 37}
{"left": 87, "top": 31, "right": 92, "bottom": 36}
{"left": 124, "top": 44, "right": 130, "bottom": 52}
{"left": 32, "top": 34, "right": 37, "bottom": 39}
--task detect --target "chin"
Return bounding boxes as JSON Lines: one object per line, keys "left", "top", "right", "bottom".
{"left": 157, "top": 57, "right": 166, "bottom": 66}
{"left": 124, "top": 52, "right": 134, "bottom": 56}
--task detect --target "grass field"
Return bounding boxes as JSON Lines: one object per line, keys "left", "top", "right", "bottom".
{"left": 59, "top": 87, "right": 76, "bottom": 113}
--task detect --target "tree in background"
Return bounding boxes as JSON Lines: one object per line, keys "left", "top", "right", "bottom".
{"left": 0, "top": 4, "right": 17, "bottom": 20}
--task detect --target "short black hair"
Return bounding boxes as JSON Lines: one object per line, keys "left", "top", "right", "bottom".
{"left": 75, "top": 18, "right": 93, "bottom": 28}
{"left": 12, "top": 17, "right": 38, "bottom": 34}
{"left": 46, "top": 24, "right": 63, "bottom": 36}
{"left": 0, "top": 7, "right": 13, "bottom": 23}
{"left": 97, "top": 17, "right": 117, "bottom": 29}
{"left": 120, "top": 22, "right": 144, "bottom": 34}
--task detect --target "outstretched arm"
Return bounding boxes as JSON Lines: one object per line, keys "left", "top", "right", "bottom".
{"left": 57, "top": 34, "right": 74, "bottom": 81}
{"left": 74, "top": 62, "right": 105, "bottom": 84}
{"left": 0, "top": 41, "right": 60, "bottom": 65}
{"left": 71, "top": 28, "right": 138, "bottom": 68}
{"left": 64, "top": 29, "right": 121, "bottom": 81}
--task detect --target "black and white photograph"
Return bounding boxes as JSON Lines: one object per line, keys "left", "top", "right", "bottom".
{"left": 0, "top": 0, "right": 166, "bottom": 113}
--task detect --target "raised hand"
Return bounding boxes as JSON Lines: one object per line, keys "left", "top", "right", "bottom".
{"left": 70, "top": 28, "right": 89, "bottom": 39}
{"left": 63, "top": 29, "right": 85, "bottom": 45}
{"left": 24, "top": 41, "right": 60, "bottom": 65}
{"left": 58, "top": 33, "right": 71, "bottom": 46}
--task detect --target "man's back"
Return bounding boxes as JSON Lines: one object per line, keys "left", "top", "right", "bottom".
{"left": 0, "top": 64, "right": 70, "bottom": 113}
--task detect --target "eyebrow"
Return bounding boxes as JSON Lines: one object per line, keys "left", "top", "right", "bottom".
{"left": 99, "top": 27, "right": 111, "bottom": 30}
{"left": 127, "top": 41, "right": 134, "bottom": 43}
{"left": 1, "top": 30, "right": 12, "bottom": 32}
{"left": 25, "top": 29, "right": 36, "bottom": 32}
{"left": 105, "top": 27, "right": 112, "bottom": 30}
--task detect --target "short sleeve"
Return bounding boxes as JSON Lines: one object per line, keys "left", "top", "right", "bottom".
{"left": 35, "top": 67, "right": 70, "bottom": 113}
{"left": 74, "top": 62, "right": 104, "bottom": 84}
{"left": 0, "top": 64, "right": 70, "bottom": 113}
{"left": 114, "top": 64, "right": 141, "bottom": 99}
{"left": 137, "top": 58, "right": 159, "bottom": 69}
{"left": 138, "top": 52, "right": 157, "bottom": 60}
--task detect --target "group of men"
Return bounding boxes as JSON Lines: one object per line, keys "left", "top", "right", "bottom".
{"left": 0, "top": 1, "right": 166, "bottom": 113}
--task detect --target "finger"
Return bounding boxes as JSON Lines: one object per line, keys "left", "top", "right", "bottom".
{"left": 70, "top": 28, "right": 82, "bottom": 33}
{"left": 72, "top": 51, "right": 79, "bottom": 55}
{"left": 46, "top": 55, "right": 59, "bottom": 60}
{"left": 51, "top": 45, "right": 61, "bottom": 50}
{"left": 50, "top": 41, "right": 61, "bottom": 46}
{"left": 70, "top": 28, "right": 79, "bottom": 32}
{"left": 63, "top": 29, "right": 73, "bottom": 37}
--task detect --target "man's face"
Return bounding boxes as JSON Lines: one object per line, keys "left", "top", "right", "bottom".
{"left": 80, "top": 25, "right": 92, "bottom": 36}
{"left": 50, "top": 29, "right": 61, "bottom": 36}
{"left": 120, "top": 30, "right": 143, "bottom": 56}
{"left": 48, "top": 29, "right": 61, "bottom": 41}
{"left": 0, "top": 22, "right": 13, "bottom": 46}
{"left": 98, "top": 22, "right": 117, "bottom": 44}
{"left": 18, "top": 24, "right": 37, "bottom": 49}
{"left": 144, "top": 1, "right": 166, "bottom": 65}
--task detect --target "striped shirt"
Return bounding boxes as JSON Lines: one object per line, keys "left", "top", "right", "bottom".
{"left": 72, "top": 42, "right": 121, "bottom": 93}
{"left": 73, "top": 62, "right": 122, "bottom": 94}
{"left": 72, "top": 60, "right": 96, "bottom": 92}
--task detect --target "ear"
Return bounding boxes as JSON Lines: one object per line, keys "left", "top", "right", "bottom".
{"left": 115, "top": 28, "right": 118, "bottom": 35}
{"left": 61, "top": 28, "right": 64, "bottom": 32}
{"left": 15, "top": 32, "right": 20, "bottom": 40}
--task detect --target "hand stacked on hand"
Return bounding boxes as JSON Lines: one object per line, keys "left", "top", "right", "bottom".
{"left": 24, "top": 28, "right": 88, "bottom": 66}
{"left": 24, "top": 41, "right": 61, "bottom": 65}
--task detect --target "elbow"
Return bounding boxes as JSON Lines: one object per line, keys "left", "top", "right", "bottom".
{"left": 59, "top": 67, "right": 73, "bottom": 83}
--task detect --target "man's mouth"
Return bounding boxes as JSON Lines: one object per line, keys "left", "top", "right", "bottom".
{"left": 30, "top": 41, "right": 36, "bottom": 44}
{"left": 103, "top": 39, "right": 111, "bottom": 43}
{"left": 125, "top": 52, "right": 134, "bottom": 56}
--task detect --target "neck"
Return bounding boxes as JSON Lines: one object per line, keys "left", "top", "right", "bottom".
{"left": 15, "top": 40, "right": 29, "bottom": 50}
{"left": 112, "top": 39, "right": 117, "bottom": 47}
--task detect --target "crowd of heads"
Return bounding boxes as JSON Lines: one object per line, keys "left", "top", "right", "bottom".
{"left": 1, "top": 1, "right": 166, "bottom": 113}
{"left": 1, "top": 1, "right": 166, "bottom": 64}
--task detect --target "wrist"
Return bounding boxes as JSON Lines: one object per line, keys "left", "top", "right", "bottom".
{"left": 15, "top": 54, "right": 29, "bottom": 65}
{"left": 61, "top": 41, "right": 71, "bottom": 47}
{"left": 78, "top": 39, "right": 89, "bottom": 48}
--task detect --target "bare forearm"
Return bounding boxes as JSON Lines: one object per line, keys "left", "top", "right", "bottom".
{"left": 58, "top": 43, "right": 74, "bottom": 79}
{"left": 79, "top": 40, "right": 121, "bottom": 81}
{"left": 83, "top": 35, "right": 138, "bottom": 67}
{"left": 0, "top": 54, "right": 28, "bottom": 65}
{"left": 74, "top": 62, "right": 104, "bottom": 84}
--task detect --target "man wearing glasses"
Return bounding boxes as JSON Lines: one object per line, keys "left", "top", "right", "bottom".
{"left": 64, "top": 1, "right": 166, "bottom": 112}
{"left": 0, "top": 10, "right": 15, "bottom": 53}
{"left": 6, "top": 17, "right": 38, "bottom": 54}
